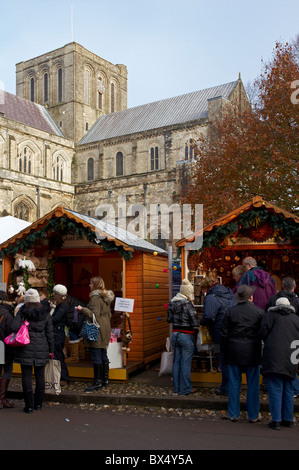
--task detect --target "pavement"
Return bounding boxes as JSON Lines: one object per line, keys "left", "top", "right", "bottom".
{"left": 6, "top": 362, "right": 299, "bottom": 415}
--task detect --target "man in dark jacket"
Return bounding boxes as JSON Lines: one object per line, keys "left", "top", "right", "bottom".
{"left": 200, "top": 275, "right": 235, "bottom": 395}
{"left": 220, "top": 285, "right": 264, "bottom": 422}
{"left": 266, "top": 276, "right": 299, "bottom": 315}
{"left": 51, "top": 284, "right": 70, "bottom": 387}
{"left": 260, "top": 297, "right": 299, "bottom": 430}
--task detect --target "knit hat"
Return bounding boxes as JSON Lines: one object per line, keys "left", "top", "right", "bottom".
{"left": 53, "top": 284, "right": 67, "bottom": 296}
{"left": 234, "top": 285, "right": 256, "bottom": 303}
{"left": 180, "top": 279, "right": 194, "bottom": 300}
{"left": 24, "top": 288, "right": 40, "bottom": 303}
{"left": 276, "top": 297, "right": 290, "bottom": 307}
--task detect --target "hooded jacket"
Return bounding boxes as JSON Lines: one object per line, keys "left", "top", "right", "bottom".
{"left": 167, "top": 293, "right": 198, "bottom": 332}
{"left": 81, "top": 289, "right": 114, "bottom": 349}
{"left": 200, "top": 283, "right": 235, "bottom": 345}
{"left": 11, "top": 301, "right": 54, "bottom": 367}
{"left": 238, "top": 267, "right": 276, "bottom": 310}
{"left": 260, "top": 304, "right": 299, "bottom": 380}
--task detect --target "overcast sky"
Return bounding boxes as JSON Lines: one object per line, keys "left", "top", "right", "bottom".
{"left": 1, "top": 0, "right": 298, "bottom": 108}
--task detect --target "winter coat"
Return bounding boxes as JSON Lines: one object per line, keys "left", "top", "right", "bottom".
{"left": 81, "top": 289, "right": 114, "bottom": 349}
{"left": 52, "top": 300, "right": 69, "bottom": 333}
{"left": 200, "top": 283, "right": 235, "bottom": 345}
{"left": 11, "top": 301, "right": 54, "bottom": 367}
{"left": 167, "top": 293, "right": 198, "bottom": 332}
{"left": 260, "top": 304, "right": 299, "bottom": 380}
{"left": 266, "top": 290, "right": 299, "bottom": 315}
{"left": 0, "top": 301, "right": 15, "bottom": 363}
{"left": 220, "top": 300, "right": 264, "bottom": 367}
{"left": 238, "top": 267, "right": 276, "bottom": 311}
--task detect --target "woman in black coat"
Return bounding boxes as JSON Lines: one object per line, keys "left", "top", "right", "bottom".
{"left": 0, "top": 290, "right": 15, "bottom": 408}
{"left": 260, "top": 297, "right": 299, "bottom": 430}
{"left": 12, "top": 289, "right": 54, "bottom": 413}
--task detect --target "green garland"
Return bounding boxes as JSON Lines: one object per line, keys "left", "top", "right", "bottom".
{"left": 0, "top": 216, "right": 133, "bottom": 261}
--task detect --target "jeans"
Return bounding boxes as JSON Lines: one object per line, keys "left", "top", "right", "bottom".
{"left": 54, "top": 328, "right": 69, "bottom": 382}
{"left": 171, "top": 332, "right": 195, "bottom": 395}
{"left": 266, "top": 374, "right": 294, "bottom": 422}
{"left": 227, "top": 364, "right": 260, "bottom": 420}
{"left": 90, "top": 347, "right": 108, "bottom": 365}
{"left": 293, "top": 373, "right": 299, "bottom": 395}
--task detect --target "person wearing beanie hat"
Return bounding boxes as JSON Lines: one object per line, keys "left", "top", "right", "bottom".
{"left": 51, "top": 284, "right": 70, "bottom": 388}
{"left": 260, "top": 294, "right": 299, "bottom": 430}
{"left": 11, "top": 289, "right": 54, "bottom": 413}
{"left": 167, "top": 279, "right": 198, "bottom": 395}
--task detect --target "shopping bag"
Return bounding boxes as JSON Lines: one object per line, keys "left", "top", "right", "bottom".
{"left": 44, "top": 359, "right": 61, "bottom": 395}
{"left": 199, "top": 326, "right": 212, "bottom": 345}
{"left": 4, "top": 321, "right": 30, "bottom": 347}
{"left": 79, "top": 314, "right": 100, "bottom": 342}
{"left": 158, "top": 337, "right": 173, "bottom": 376}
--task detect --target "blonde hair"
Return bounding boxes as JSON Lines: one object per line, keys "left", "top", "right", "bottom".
{"left": 90, "top": 276, "right": 106, "bottom": 291}
{"left": 232, "top": 265, "right": 245, "bottom": 277}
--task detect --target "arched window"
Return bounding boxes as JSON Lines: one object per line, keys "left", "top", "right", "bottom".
{"left": 116, "top": 152, "right": 123, "bottom": 176}
{"left": 44, "top": 73, "right": 49, "bottom": 102}
{"left": 14, "top": 201, "right": 30, "bottom": 221}
{"left": 58, "top": 68, "right": 63, "bottom": 103}
{"left": 98, "top": 77, "right": 104, "bottom": 109}
{"left": 111, "top": 82, "right": 115, "bottom": 113}
{"left": 18, "top": 147, "right": 33, "bottom": 174}
{"left": 185, "top": 139, "right": 197, "bottom": 160}
{"left": 150, "top": 147, "right": 159, "bottom": 171}
{"left": 85, "top": 69, "right": 90, "bottom": 105}
{"left": 30, "top": 77, "right": 35, "bottom": 102}
{"left": 53, "top": 155, "right": 64, "bottom": 182}
{"left": 87, "top": 157, "right": 94, "bottom": 181}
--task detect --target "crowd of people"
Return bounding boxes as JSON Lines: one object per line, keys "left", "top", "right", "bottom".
{"left": 167, "top": 256, "right": 299, "bottom": 430}
{"left": 0, "top": 275, "right": 114, "bottom": 413}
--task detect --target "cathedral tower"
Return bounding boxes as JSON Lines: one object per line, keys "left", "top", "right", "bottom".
{"left": 16, "top": 42, "right": 128, "bottom": 143}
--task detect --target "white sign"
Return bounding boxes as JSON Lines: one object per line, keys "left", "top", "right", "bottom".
{"left": 114, "top": 297, "right": 134, "bottom": 313}
{"left": 0, "top": 341, "right": 4, "bottom": 365}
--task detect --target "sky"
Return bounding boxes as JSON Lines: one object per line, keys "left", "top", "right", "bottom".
{"left": 1, "top": 0, "right": 298, "bottom": 108}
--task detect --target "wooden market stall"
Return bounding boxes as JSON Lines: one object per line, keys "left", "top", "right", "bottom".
{"left": 176, "top": 196, "right": 299, "bottom": 384}
{"left": 0, "top": 207, "right": 169, "bottom": 381}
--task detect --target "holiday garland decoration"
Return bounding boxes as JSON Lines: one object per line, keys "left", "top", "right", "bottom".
{"left": 0, "top": 216, "right": 133, "bottom": 261}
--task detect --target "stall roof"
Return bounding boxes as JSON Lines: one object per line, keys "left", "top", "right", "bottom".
{"left": 0, "top": 216, "right": 31, "bottom": 245}
{"left": 176, "top": 196, "right": 299, "bottom": 247}
{"left": 0, "top": 207, "right": 167, "bottom": 255}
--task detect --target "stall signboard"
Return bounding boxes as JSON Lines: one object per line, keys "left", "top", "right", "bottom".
{"left": 114, "top": 297, "right": 134, "bottom": 313}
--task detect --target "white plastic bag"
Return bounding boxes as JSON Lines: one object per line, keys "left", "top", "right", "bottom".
{"left": 44, "top": 359, "right": 61, "bottom": 395}
{"left": 158, "top": 337, "right": 173, "bottom": 376}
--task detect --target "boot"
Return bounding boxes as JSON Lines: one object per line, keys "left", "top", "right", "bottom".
{"left": 23, "top": 391, "right": 34, "bottom": 414}
{"left": 102, "top": 361, "right": 110, "bottom": 387}
{"left": 0, "top": 378, "right": 14, "bottom": 409}
{"left": 78, "top": 338, "right": 85, "bottom": 360}
{"left": 34, "top": 390, "right": 44, "bottom": 410}
{"left": 65, "top": 341, "right": 79, "bottom": 363}
{"left": 84, "top": 364, "right": 103, "bottom": 392}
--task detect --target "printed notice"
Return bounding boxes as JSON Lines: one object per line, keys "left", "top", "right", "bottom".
{"left": 114, "top": 297, "right": 134, "bottom": 313}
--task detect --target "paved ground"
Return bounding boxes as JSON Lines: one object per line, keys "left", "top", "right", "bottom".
{"left": 6, "top": 362, "right": 299, "bottom": 423}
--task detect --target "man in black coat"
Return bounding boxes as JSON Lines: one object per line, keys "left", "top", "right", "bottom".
{"left": 266, "top": 276, "right": 299, "bottom": 315}
{"left": 220, "top": 285, "right": 264, "bottom": 422}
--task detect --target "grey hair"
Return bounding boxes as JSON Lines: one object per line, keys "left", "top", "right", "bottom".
{"left": 243, "top": 257, "right": 257, "bottom": 267}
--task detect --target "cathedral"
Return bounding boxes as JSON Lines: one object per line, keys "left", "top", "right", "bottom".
{"left": 0, "top": 42, "right": 247, "bottom": 247}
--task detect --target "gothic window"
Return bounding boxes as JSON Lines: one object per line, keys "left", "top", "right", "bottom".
{"left": 185, "top": 139, "right": 197, "bottom": 160}
{"left": 30, "top": 77, "right": 35, "bottom": 102}
{"left": 150, "top": 146, "right": 159, "bottom": 171}
{"left": 53, "top": 155, "right": 64, "bottom": 182}
{"left": 85, "top": 69, "right": 90, "bottom": 105}
{"left": 14, "top": 201, "right": 30, "bottom": 221}
{"left": 18, "top": 147, "right": 33, "bottom": 174}
{"left": 98, "top": 77, "right": 104, "bottom": 109}
{"left": 87, "top": 157, "right": 94, "bottom": 181}
{"left": 111, "top": 83, "right": 115, "bottom": 113}
{"left": 58, "top": 68, "right": 63, "bottom": 103}
{"left": 116, "top": 152, "right": 123, "bottom": 176}
{"left": 44, "top": 73, "right": 49, "bottom": 102}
